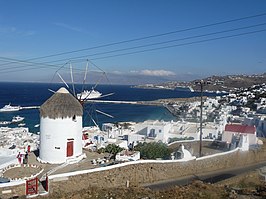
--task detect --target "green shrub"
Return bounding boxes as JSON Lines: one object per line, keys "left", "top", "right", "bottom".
{"left": 134, "top": 142, "right": 171, "bottom": 160}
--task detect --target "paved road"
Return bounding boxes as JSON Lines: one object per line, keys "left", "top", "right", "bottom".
{"left": 143, "top": 161, "right": 266, "bottom": 190}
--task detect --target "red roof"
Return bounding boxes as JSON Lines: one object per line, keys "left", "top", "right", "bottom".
{"left": 225, "top": 124, "right": 256, "bottom": 134}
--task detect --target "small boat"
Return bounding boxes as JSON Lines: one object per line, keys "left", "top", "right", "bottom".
{"left": 12, "top": 116, "right": 24, "bottom": 123}
{"left": 77, "top": 89, "right": 102, "bottom": 100}
{"left": 18, "top": 123, "right": 26, "bottom": 127}
{"left": 34, "top": 124, "right": 40, "bottom": 128}
{"left": 0, "top": 103, "right": 21, "bottom": 112}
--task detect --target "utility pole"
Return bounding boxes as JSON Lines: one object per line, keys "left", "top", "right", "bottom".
{"left": 199, "top": 80, "right": 204, "bottom": 157}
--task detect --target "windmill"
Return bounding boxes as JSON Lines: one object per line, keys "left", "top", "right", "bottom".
{"left": 50, "top": 60, "right": 114, "bottom": 129}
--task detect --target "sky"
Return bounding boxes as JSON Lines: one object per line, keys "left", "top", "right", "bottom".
{"left": 0, "top": 0, "right": 266, "bottom": 85}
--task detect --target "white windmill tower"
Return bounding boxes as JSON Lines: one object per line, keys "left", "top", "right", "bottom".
{"left": 39, "top": 61, "right": 113, "bottom": 163}
{"left": 38, "top": 87, "right": 84, "bottom": 164}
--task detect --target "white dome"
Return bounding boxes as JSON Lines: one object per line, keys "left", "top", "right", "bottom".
{"left": 178, "top": 144, "right": 192, "bottom": 160}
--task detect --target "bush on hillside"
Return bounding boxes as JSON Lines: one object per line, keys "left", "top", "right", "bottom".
{"left": 134, "top": 142, "right": 171, "bottom": 160}
{"left": 104, "top": 144, "right": 123, "bottom": 159}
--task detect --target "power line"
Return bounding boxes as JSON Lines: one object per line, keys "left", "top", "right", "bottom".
{"left": 29, "top": 22, "right": 266, "bottom": 65}
{"left": 1, "top": 22, "right": 266, "bottom": 71}
{"left": 1, "top": 29, "right": 266, "bottom": 73}
{"left": 1, "top": 13, "right": 266, "bottom": 75}
{"left": 24, "top": 12, "right": 266, "bottom": 60}
{"left": 0, "top": 11, "right": 266, "bottom": 68}
{"left": 0, "top": 57, "right": 102, "bottom": 75}
{"left": 0, "top": 56, "right": 75, "bottom": 71}
{"left": 89, "top": 29, "right": 266, "bottom": 61}
{"left": 0, "top": 56, "right": 63, "bottom": 70}
{"left": 1, "top": 28, "right": 265, "bottom": 75}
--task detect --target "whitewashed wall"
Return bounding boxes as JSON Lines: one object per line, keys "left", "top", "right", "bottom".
{"left": 39, "top": 116, "right": 82, "bottom": 164}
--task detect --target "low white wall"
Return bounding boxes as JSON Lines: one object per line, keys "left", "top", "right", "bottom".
{"left": 196, "top": 147, "right": 239, "bottom": 160}
{"left": 0, "top": 180, "right": 25, "bottom": 188}
{"left": 168, "top": 139, "right": 213, "bottom": 146}
{"left": 49, "top": 157, "right": 196, "bottom": 180}
{"left": 0, "top": 147, "right": 241, "bottom": 188}
{"left": 49, "top": 147, "right": 240, "bottom": 180}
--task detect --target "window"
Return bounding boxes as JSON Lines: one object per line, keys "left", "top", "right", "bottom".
{"left": 72, "top": 115, "right": 77, "bottom": 122}
{"left": 149, "top": 129, "right": 156, "bottom": 137}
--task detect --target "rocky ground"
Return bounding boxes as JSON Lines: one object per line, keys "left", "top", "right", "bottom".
{"left": 38, "top": 179, "right": 266, "bottom": 199}
{"left": 3, "top": 165, "right": 42, "bottom": 179}
{"left": 46, "top": 182, "right": 228, "bottom": 199}
{"left": 7, "top": 170, "right": 263, "bottom": 199}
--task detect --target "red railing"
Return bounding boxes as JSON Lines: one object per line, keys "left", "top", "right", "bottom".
{"left": 26, "top": 177, "right": 38, "bottom": 195}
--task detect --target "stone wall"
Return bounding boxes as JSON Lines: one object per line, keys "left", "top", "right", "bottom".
{"left": 0, "top": 182, "right": 25, "bottom": 198}
{"left": 49, "top": 145, "right": 266, "bottom": 194}
{"left": 2, "top": 143, "right": 266, "bottom": 197}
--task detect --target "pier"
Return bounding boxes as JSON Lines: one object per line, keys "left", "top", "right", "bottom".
{"left": 85, "top": 100, "right": 163, "bottom": 106}
{"left": 85, "top": 100, "right": 138, "bottom": 104}
{"left": 20, "top": 106, "right": 40, "bottom": 110}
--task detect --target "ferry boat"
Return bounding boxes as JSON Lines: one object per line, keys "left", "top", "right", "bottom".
{"left": 12, "top": 116, "right": 24, "bottom": 123}
{"left": 0, "top": 103, "right": 21, "bottom": 112}
{"left": 77, "top": 89, "right": 102, "bottom": 100}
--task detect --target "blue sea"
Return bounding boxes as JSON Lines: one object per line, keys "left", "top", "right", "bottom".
{"left": 0, "top": 82, "right": 217, "bottom": 133}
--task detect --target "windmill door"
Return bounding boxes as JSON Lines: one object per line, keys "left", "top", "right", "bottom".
{"left": 67, "top": 140, "right": 74, "bottom": 157}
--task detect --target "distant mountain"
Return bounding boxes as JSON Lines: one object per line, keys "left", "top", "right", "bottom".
{"left": 192, "top": 73, "right": 266, "bottom": 92}
{"left": 135, "top": 73, "right": 266, "bottom": 92}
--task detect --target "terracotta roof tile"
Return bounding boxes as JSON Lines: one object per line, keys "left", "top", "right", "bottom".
{"left": 225, "top": 124, "right": 256, "bottom": 134}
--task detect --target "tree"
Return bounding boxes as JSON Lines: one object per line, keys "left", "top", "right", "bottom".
{"left": 134, "top": 142, "right": 171, "bottom": 160}
{"left": 104, "top": 144, "right": 123, "bottom": 160}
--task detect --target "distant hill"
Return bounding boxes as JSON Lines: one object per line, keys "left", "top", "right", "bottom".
{"left": 135, "top": 73, "right": 266, "bottom": 92}
{"left": 191, "top": 73, "right": 266, "bottom": 92}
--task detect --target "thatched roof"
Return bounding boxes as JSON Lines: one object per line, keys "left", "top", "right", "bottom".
{"left": 40, "top": 87, "right": 83, "bottom": 119}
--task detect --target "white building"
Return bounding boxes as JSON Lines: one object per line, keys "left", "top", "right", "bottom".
{"left": 134, "top": 120, "right": 172, "bottom": 143}
{"left": 123, "top": 134, "right": 145, "bottom": 145}
{"left": 0, "top": 127, "right": 39, "bottom": 156}
{"left": 102, "top": 123, "right": 121, "bottom": 138}
{"left": 222, "top": 124, "right": 257, "bottom": 147}
{"left": 82, "top": 126, "right": 108, "bottom": 149}
{"left": 182, "top": 124, "right": 199, "bottom": 140}
{"left": 201, "top": 124, "right": 219, "bottom": 139}
{"left": 171, "top": 144, "right": 194, "bottom": 160}
{"left": 115, "top": 150, "right": 140, "bottom": 161}
{"left": 243, "top": 116, "right": 266, "bottom": 137}
{"left": 39, "top": 87, "right": 83, "bottom": 164}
